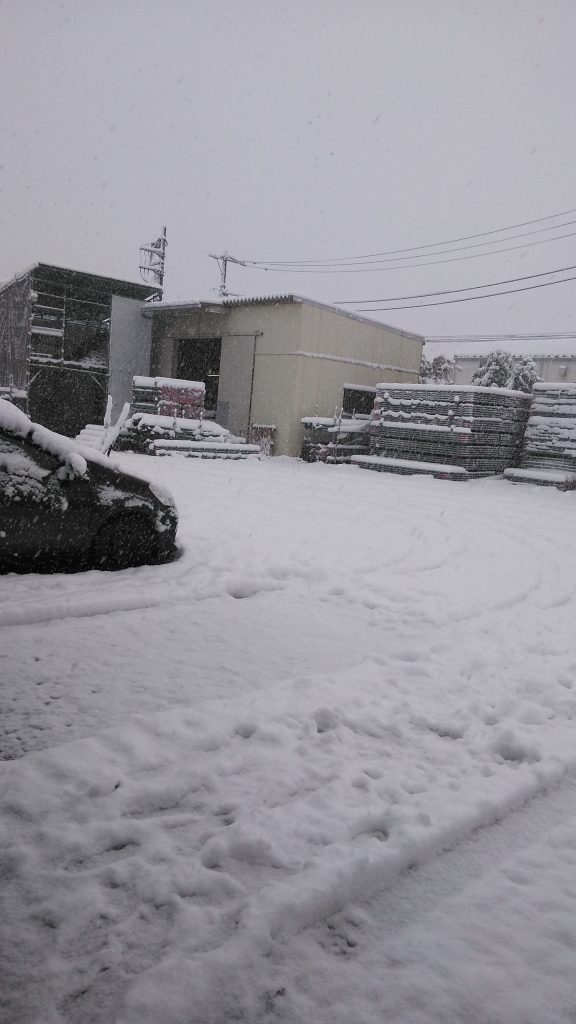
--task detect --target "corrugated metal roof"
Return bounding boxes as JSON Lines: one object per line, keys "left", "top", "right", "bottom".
{"left": 143, "top": 293, "right": 423, "bottom": 341}
{"left": 223, "top": 294, "right": 298, "bottom": 307}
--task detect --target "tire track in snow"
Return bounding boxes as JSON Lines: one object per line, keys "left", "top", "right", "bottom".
{"left": 264, "top": 769, "right": 576, "bottom": 1024}
{"left": 341, "top": 766, "right": 576, "bottom": 936}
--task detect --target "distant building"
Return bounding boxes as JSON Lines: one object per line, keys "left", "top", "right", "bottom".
{"left": 424, "top": 337, "right": 576, "bottom": 386}
{"left": 143, "top": 295, "right": 423, "bottom": 456}
{"left": 0, "top": 263, "right": 159, "bottom": 436}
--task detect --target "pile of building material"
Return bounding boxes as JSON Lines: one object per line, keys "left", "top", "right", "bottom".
{"left": 117, "top": 413, "right": 260, "bottom": 460}
{"left": 504, "top": 383, "right": 576, "bottom": 489}
{"left": 115, "top": 374, "right": 254, "bottom": 459}
{"left": 352, "top": 383, "right": 530, "bottom": 479}
{"left": 301, "top": 415, "right": 371, "bottom": 464}
{"left": 151, "top": 438, "right": 261, "bottom": 461}
{"left": 132, "top": 376, "right": 205, "bottom": 419}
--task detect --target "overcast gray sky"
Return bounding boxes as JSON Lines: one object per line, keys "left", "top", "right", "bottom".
{"left": 1, "top": 0, "right": 575, "bottom": 339}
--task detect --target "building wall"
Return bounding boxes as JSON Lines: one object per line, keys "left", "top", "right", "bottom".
{"left": 298, "top": 301, "right": 422, "bottom": 368}
{"left": 224, "top": 303, "right": 302, "bottom": 452}
{"left": 232, "top": 301, "right": 422, "bottom": 454}
{"left": 109, "top": 296, "right": 153, "bottom": 418}
{"left": 148, "top": 300, "right": 423, "bottom": 456}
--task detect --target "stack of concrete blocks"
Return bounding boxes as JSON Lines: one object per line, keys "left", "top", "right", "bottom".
{"left": 504, "top": 383, "right": 576, "bottom": 490}
{"left": 352, "top": 383, "right": 530, "bottom": 480}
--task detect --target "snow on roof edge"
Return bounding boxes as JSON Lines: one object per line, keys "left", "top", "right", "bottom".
{"left": 142, "top": 293, "right": 424, "bottom": 341}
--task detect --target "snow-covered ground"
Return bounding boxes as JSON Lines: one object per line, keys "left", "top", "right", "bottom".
{"left": 2, "top": 453, "right": 576, "bottom": 1024}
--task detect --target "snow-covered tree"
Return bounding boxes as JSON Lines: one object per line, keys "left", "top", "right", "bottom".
{"left": 508, "top": 354, "right": 542, "bottom": 393}
{"left": 471, "top": 350, "right": 540, "bottom": 392}
{"left": 419, "top": 355, "right": 455, "bottom": 384}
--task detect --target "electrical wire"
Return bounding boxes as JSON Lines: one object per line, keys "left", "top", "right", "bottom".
{"left": 335, "top": 263, "right": 576, "bottom": 305}
{"left": 240, "top": 206, "right": 576, "bottom": 266}
{"left": 354, "top": 274, "right": 576, "bottom": 311}
{"left": 235, "top": 229, "right": 576, "bottom": 273}
{"left": 245, "top": 217, "right": 576, "bottom": 268}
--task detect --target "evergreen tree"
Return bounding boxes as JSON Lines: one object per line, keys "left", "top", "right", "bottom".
{"left": 471, "top": 350, "right": 540, "bottom": 392}
{"left": 420, "top": 355, "right": 455, "bottom": 383}
{"left": 508, "top": 354, "right": 541, "bottom": 392}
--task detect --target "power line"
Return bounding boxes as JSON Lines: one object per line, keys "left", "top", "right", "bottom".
{"left": 335, "top": 263, "right": 576, "bottom": 305}
{"left": 355, "top": 274, "right": 576, "bottom": 311}
{"left": 235, "top": 228, "right": 576, "bottom": 274}
{"left": 240, "top": 206, "right": 576, "bottom": 266}
{"left": 245, "top": 217, "right": 576, "bottom": 268}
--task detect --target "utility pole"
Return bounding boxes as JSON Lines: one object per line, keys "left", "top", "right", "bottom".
{"left": 208, "top": 252, "right": 246, "bottom": 298}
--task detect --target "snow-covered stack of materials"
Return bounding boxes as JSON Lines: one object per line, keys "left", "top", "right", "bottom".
{"left": 75, "top": 424, "right": 106, "bottom": 449}
{"left": 353, "top": 383, "right": 530, "bottom": 479}
{"left": 301, "top": 416, "right": 371, "bottom": 464}
{"left": 504, "top": 383, "right": 576, "bottom": 489}
{"left": 117, "top": 413, "right": 260, "bottom": 460}
{"left": 0, "top": 386, "right": 27, "bottom": 412}
{"left": 132, "top": 376, "right": 205, "bottom": 419}
{"left": 248, "top": 424, "right": 276, "bottom": 457}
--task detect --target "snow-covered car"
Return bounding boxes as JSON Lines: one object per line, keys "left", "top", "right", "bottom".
{"left": 0, "top": 399, "right": 178, "bottom": 572}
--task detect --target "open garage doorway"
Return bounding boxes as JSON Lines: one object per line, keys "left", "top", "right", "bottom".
{"left": 176, "top": 338, "right": 221, "bottom": 413}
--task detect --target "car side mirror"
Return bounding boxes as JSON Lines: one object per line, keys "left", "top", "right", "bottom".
{"left": 55, "top": 452, "right": 89, "bottom": 482}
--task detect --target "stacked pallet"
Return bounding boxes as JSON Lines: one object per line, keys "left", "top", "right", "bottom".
{"left": 300, "top": 416, "right": 370, "bottom": 464}
{"left": 504, "top": 383, "right": 576, "bottom": 489}
{"left": 353, "top": 383, "right": 530, "bottom": 479}
{"left": 132, "top": 376, "right": 205, "bottom": 419}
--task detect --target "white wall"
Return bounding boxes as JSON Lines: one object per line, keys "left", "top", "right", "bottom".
{"left": 217, "top": 334, "right": 257, "bottom": 437}
{"left": 109, "top": 297, "right": 153, "bottom": 417}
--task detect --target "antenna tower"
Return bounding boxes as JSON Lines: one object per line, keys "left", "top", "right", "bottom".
{"left": 139, "top": 227, "right": 167, "bottom": 296}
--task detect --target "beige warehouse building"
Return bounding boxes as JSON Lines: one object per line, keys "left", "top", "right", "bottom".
{"left": 142, "top": 295, "right": 423, "bottom": 456}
